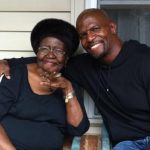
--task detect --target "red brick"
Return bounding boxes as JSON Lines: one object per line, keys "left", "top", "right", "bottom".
{"left": 80, "top": 135, "right": 101, "bottom": 150}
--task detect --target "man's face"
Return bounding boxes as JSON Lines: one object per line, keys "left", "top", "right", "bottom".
{"left": 77, "top": 12, "right": 116, "bottom": 59}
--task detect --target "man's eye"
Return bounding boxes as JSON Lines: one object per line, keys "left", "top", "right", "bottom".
{"left": 91, "top": 27, "right": 100, "bottom": 32}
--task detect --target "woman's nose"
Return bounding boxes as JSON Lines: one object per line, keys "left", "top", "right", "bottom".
{"left": 46, "top": 50, "right": 56, "bottom": 58}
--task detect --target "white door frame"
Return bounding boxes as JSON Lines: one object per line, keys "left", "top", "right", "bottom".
{"left": 85, "top": 0, "right": 97, "bottom": 8}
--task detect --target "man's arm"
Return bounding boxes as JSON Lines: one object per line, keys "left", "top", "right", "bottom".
{"left": 7, "top": 57, "right": 36, "bottom": 66}
{"left": 0, "top": 57, "right": 36, "bottom": 79}
{"left": 0, "top": 60, "right": 10, "bottom": 78}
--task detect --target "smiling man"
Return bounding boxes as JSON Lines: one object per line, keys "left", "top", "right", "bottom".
{"left": 64, "top": 9, "right": 150, "bottom": 150}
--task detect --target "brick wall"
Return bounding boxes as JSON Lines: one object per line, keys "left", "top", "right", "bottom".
{"left": 63, "top": 134, "right": 101, "bottom": 150}
{"left": 80, "top": 135, "right": 101, "bottom": 150}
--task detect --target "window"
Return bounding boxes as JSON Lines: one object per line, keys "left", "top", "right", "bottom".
{"left": 84, "top": 90, "right": 101, "bottom": 119}
{"left": 98, "top": 0, "right": 150, "bottom": 46}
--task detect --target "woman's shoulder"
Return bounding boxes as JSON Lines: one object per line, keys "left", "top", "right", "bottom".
{"left": 11, "top": 64, "right": 27, "bottom": 77}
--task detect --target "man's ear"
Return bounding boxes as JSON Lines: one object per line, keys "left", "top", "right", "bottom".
{"left": 109, "top": 22, "right": 117, "bottom": 34}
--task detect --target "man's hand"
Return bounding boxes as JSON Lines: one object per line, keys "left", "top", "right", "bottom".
{"left": 0, "top": 60, "right": 11, "bottom": 79}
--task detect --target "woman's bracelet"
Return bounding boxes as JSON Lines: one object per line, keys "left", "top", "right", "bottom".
{"left": 64, "top": 90, "right": 76, "bottom": 103}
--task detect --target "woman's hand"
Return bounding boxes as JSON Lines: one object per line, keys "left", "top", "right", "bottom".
{"left": 40, "top": 72, "right": 71, "bottom": 93}
{"left": 0, "top": 144, "right": 16, "bottom": 150}
{"left": 40, "top": 73, "right": 84, "bottom": 127}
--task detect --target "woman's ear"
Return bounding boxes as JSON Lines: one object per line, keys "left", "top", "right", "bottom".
{"left": 64, "top": 56, "right": 69, "bottom": 66}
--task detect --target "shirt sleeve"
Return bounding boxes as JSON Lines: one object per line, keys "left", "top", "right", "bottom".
{"left": 0, "top": 67, "right": 22, "bottom": 121}
{"left": 7, "top": 57, "right": 36, "bottom": 67}
{"left": 140, "top": 52, "right": 150, "bottom": 108}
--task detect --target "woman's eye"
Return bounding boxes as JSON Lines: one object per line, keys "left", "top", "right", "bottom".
{"left": 41, "top": 48, "right": 49, "bottom": 51}
{"left": 55, "top": 49, "right": 65, "bottom": 54}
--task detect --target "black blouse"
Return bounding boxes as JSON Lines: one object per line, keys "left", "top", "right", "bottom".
{"left": 0, "top": 64, "right": 89, "bottom": 150}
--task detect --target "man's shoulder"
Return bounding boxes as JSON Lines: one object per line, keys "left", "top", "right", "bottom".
{"left": 68, "top": 53, "right": 94, "bottom": 65}
{"left": 125, "top": 40, "right": 150, "bottom": 65}
{"left": 124, "top": 40, "right": 150, "bottom": 55}
{"left": 64, "top": 53, "right": 94, "bottom": 76}
{"left": 125, "top": 40, "right": 150, "bottom": 50}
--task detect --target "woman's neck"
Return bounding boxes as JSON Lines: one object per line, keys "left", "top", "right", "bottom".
{"left": 27, "top": 63, "right": 54, "bottom": 95}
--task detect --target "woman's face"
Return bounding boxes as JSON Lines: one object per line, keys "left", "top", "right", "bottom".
{"left": 37, "top": 37, "right": 67, "bottom": 74}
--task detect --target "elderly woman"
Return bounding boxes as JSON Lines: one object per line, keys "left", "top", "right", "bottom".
{"left": 0, "top": 19, "right": 89, "bottom": 150}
